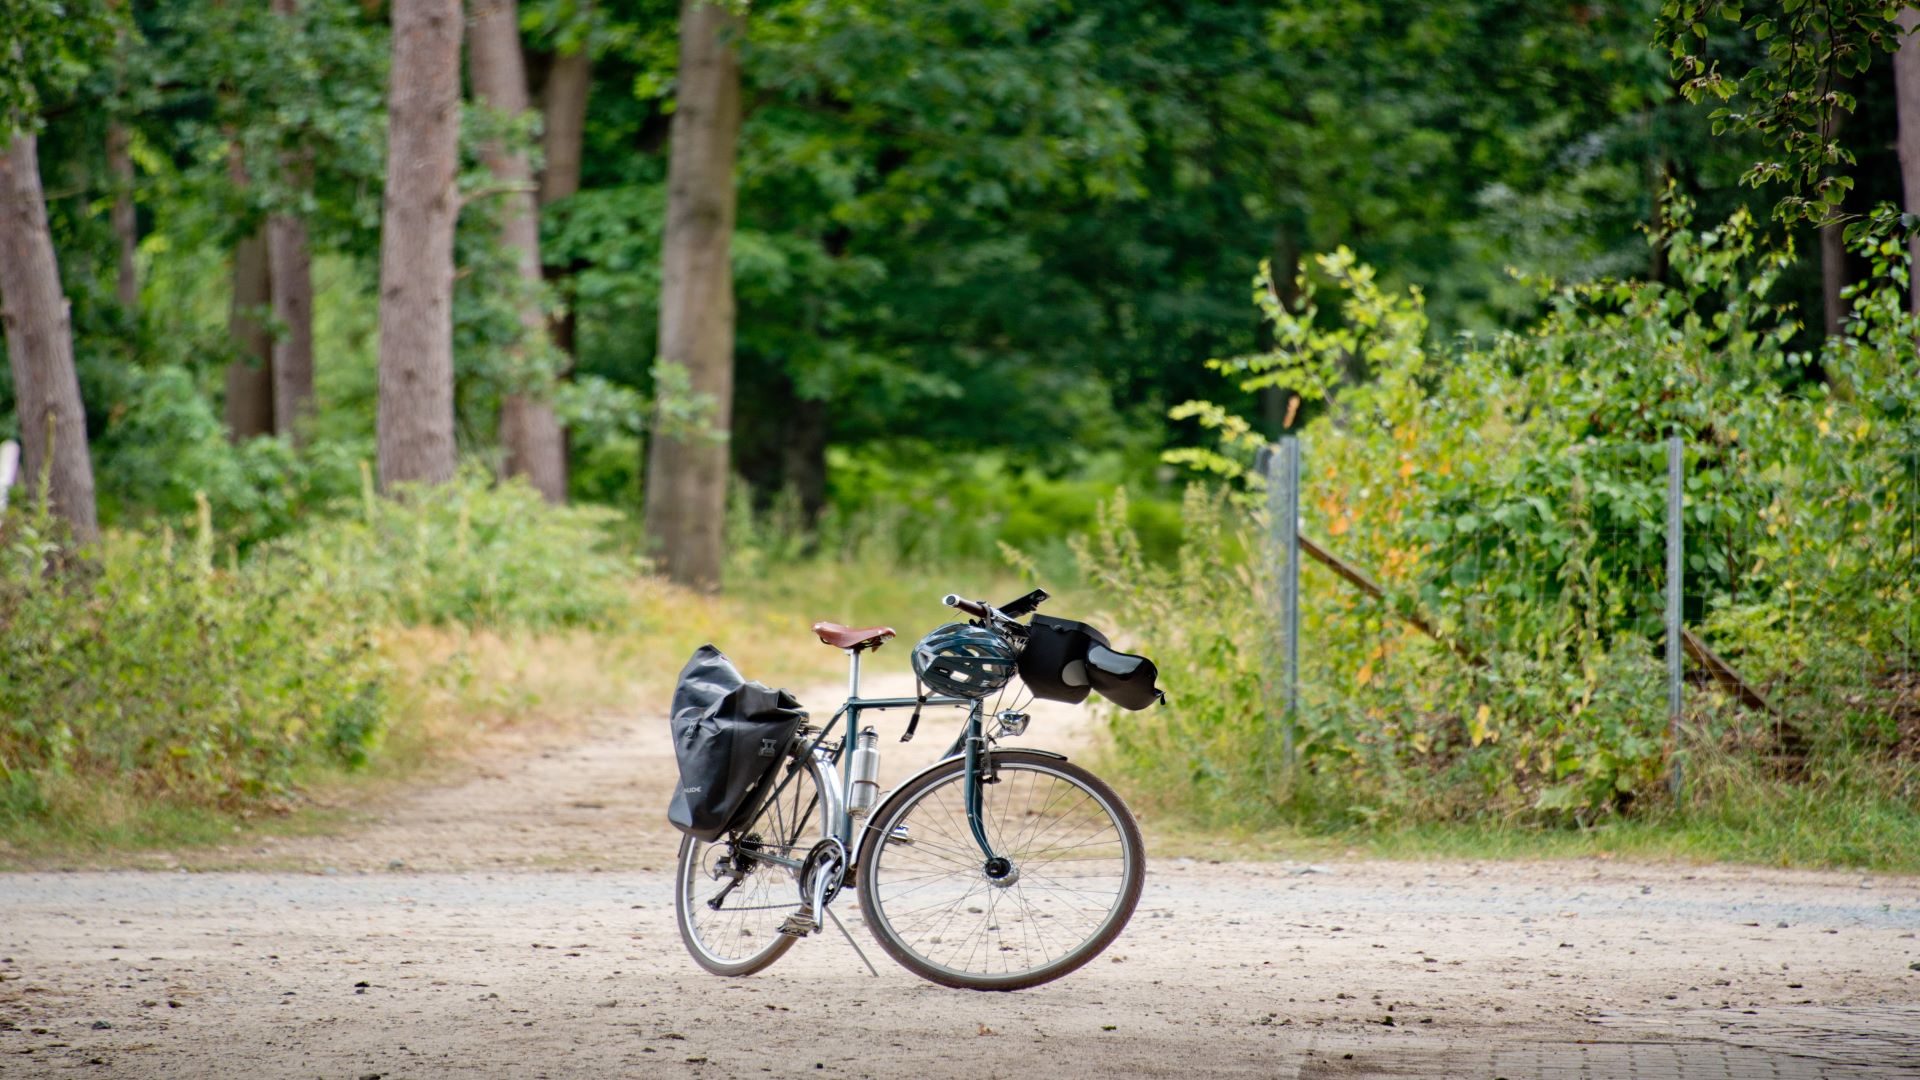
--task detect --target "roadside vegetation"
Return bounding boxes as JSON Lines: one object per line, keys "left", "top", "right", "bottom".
{"left": 1087, "top": 206, "right": 1919, "bottom": 871}
{"left": 2, "top": 1, "right": 1917, "bottom": 870}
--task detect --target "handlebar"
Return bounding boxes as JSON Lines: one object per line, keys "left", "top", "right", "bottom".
{"left": 943, "top": 594, "right": 992, "bottom": 619}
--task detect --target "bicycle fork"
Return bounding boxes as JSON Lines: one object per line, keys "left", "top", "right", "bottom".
{"left": 960, "top": 705, "right": 1013, "bottom": 881}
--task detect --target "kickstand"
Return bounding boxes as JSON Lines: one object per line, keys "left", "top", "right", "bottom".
{"left": 824, "top": 905, "right": 879, "bottom": 977}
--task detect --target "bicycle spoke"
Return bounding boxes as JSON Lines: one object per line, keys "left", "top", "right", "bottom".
{"left": 862, "top": 758, "right": 1140, "bottom": 987}
{"left": 676, "top": 751, "right": 825, "bottom": 975}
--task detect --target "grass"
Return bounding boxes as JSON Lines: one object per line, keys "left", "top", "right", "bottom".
{"left": 1104, "top": 745, "right": 1920, "bottom": 873}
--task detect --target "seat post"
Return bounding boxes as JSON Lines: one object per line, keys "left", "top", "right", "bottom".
{"left": 846, "top": 647, "right": 862, "bottom": 702}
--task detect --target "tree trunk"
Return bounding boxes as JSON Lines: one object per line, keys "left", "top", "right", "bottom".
{"left": 785, "top": 396, "right": 828, "bottom": 526}
{"left": 1896, "top": 9, "right": 1920, "bottom": 314}
{"left": 268, "top": 0, "right": 316, "bottom": 445}
{"left": 225, "top": 227, "right": 275, "bottom": 440}
{"left": 540, "top": 47, "right": 590, "bottom": 207}
{"left": 376, "top": 0, "right": 463, "bottom": 490}
{"left": 0, "top": 133, "right": 99, "bottom": 543}
{"left": 1820, "top": 217, "right": 1847, "bottom": 337}
{"left": 107, "top": 123, "right": 137, "bottom": 311}
{"left": 643, "top": 0, "right": 743, "bottom": 591}
{"left": 269, "top": 212, "right": 314, "bottom": 442}
{"left": 470, "top": 0, "right": 567, "bottom": 503}
{"left": 539, "top": 46, "right": 590, "bottom": 389}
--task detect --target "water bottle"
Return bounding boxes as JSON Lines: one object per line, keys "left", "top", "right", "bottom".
{"left": 848, "top": 728, "right": 881, "bottom": 817}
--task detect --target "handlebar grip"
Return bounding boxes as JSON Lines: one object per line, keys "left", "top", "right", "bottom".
{"left": 943, "top": 594, "right": 991, "bottom": 619}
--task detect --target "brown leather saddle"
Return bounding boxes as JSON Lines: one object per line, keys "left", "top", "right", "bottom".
{"left": 811, "top": 621, "right": 896, "bottom": 651}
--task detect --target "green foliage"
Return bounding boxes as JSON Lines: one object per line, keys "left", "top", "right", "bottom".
{"left": 10, "top": 0, "right": 1915, "bottom": 865}
{"left": 279, "top": 467, "right": 638, "bottom": 631}
{"left": 86, "top": 363, "right": 359, "bottom": 545}
{"left": 1106, "top": 202, "right": 1918, "bottom": 830}
{"left": 0, "top": 0, "right": 120, "bottom": 137}
{"left": 1657, "top": 0, "right": 1900, "bottom": 221}
{"left": 1075, "top": 486, "right": 1275, "bottom": 822}
{"left": 0, "top": 468, "right": 643, "bottom": 834}
{"left": 133, "top": 0, "right": 388, "bottom": 240}
{"left": 0, "top": 507, "right": 384, "bottom": 821}
{"left": 721, "top": 445, "right": 1182, "bottom": 588}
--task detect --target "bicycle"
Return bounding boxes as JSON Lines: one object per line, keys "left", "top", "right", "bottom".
{"left": 673, "top": 589, "right": 1148, "bottom": 991}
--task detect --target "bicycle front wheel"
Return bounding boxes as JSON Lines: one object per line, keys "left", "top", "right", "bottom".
{"left": 675, "top": 751, "right": 824, "bottom": 977}
{"left": 855, "top": 750, "right": 1144, "bottom": 990}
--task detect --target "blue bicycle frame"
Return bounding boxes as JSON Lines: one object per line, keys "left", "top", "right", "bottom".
{"left": 804, "top": 646, "right": 1001, "bottom": 867}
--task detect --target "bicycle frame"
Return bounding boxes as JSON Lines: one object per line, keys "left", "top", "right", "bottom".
{"left": 783, "top": 646, "right": 1001, "bottom": 872}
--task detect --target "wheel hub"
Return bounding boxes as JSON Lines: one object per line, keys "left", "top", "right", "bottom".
{"left": 983, "top": 856, "right": 1019, "bottom": 888}
{"left": 717, "top": 834, "right": 762, "bottom": 878}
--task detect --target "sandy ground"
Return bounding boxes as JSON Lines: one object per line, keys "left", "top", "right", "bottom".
{"left": 3, "top": 667, "right": 1919, "bottom": 1078}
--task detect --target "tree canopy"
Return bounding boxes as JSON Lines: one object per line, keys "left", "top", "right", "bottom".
{"left": 0, "top": 0, "right": 1911, "bottom": 543}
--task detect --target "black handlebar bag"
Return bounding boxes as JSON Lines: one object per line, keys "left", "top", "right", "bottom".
{"left": 1017, "top": 616, "right": 1110, "bottom": 703}
{"left": 1085, "top": 644, "right": 1165, "bottom": 710}
{"left": 1017, "top": 615, "right": 1165, "bottom": 710}
{"left": 666, "top": 645, "right": 808, "bottom": 842}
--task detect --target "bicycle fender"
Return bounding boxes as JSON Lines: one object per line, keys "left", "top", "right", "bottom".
{"left": 886, "top": 747, "right": 1069, "bottom": 799}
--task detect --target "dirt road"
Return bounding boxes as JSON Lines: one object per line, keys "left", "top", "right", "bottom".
{"left": 3, "top": 671, "right": 1918, "bottom": 1078}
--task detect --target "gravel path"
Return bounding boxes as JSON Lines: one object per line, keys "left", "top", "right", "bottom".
{"left": 3, "top": 672, "right": 1918, "bottom": 1078}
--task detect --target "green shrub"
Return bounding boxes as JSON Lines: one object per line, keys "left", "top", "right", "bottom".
{"left": 278, "top": 465, "right": 640, "bottom": 630}
{"left": 722, "top": 448, "right": 1188, "bottom": 604}
{"left": 0, "top": 467, "right": 642, "bottom": 836}
{"left": 0, "top": 509, "right": 385, "bottom": 821}
{"left": 1095, "top": 202, "right": 1919, "bottom": 838}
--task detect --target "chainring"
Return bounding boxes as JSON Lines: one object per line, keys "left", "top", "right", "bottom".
{"left": 797, "top": 837, "right": 848, "bottom": 907}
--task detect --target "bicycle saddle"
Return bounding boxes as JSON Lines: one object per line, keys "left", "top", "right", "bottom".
{"left": 812, "top": 621, "right": 896, "bottom": 651}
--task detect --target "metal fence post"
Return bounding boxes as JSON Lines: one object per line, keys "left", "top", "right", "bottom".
{"left": 1665, "top": 435, "right": 1684, "bottom": 799}
{"left": 1264, "top": 436, "right": 1301, "bottom": 766}
{"left": 0, "top": 440, "right": 17, "bottom": 513}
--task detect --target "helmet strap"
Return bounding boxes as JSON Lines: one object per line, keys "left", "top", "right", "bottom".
{"left": 903, "top": 674, "right": 926, "bottom": 743}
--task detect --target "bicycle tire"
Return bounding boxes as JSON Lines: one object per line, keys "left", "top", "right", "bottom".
{"left": 674, "top": 752, "right": 824, "bottom": 977}
{"left": 854, "top": 750, "right": 1144, "bottom": 991}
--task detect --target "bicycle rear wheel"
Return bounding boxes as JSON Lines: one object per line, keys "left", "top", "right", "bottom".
{"left": 675, "top": 751, "right": 824, "bottom": 976}
{"left": 855, "top": 750, "right": 1144, "bottom": 990}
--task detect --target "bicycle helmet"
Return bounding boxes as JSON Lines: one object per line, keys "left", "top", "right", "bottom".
{"left": 911, "top": 623, "right": 1018, "bottom": 699}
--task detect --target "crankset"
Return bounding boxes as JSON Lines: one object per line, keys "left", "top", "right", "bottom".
{"left": 778, "top": 838, "right": 847, "bottom": 938}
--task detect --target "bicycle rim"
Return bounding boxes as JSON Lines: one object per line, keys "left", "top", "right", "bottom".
{"left": 675, "top": 756, "right": 823, "bottom": 976}
{"left": 857, "top": 752, "right": 1143, "bottom": 990}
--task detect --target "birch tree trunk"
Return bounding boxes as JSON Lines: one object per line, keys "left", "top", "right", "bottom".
{"left": 643, "top": 0, "right": 742, "bottom": 591}
{"left": 469, "top": 0, "right": 567, "bottom": 502}
{"left": 224, "top": 227, "right": 275, "bottom": 440}
{"left": 1895, "top": 9, "right": 1920, "bottom": 314}
{"left": 0, "top": 133, "right": 99, "bottom": 543}
{"left": 376, "top": 0, "right": 462, "bottom": 489}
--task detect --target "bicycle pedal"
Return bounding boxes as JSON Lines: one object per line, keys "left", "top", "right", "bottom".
{"left": 778, "top": 909, "right": 818, "bottom": 938}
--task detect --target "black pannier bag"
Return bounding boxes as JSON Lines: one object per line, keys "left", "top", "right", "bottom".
{"left": 666, "top": 645, "right": 808, "bottom": 842}
{"left": 1018, "top": 615, "right": 1165, "bottom": 710}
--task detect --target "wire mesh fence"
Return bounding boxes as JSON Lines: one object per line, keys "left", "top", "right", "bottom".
{"left": 1254, "top": 431, "right": 1919, "bottom": 816}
